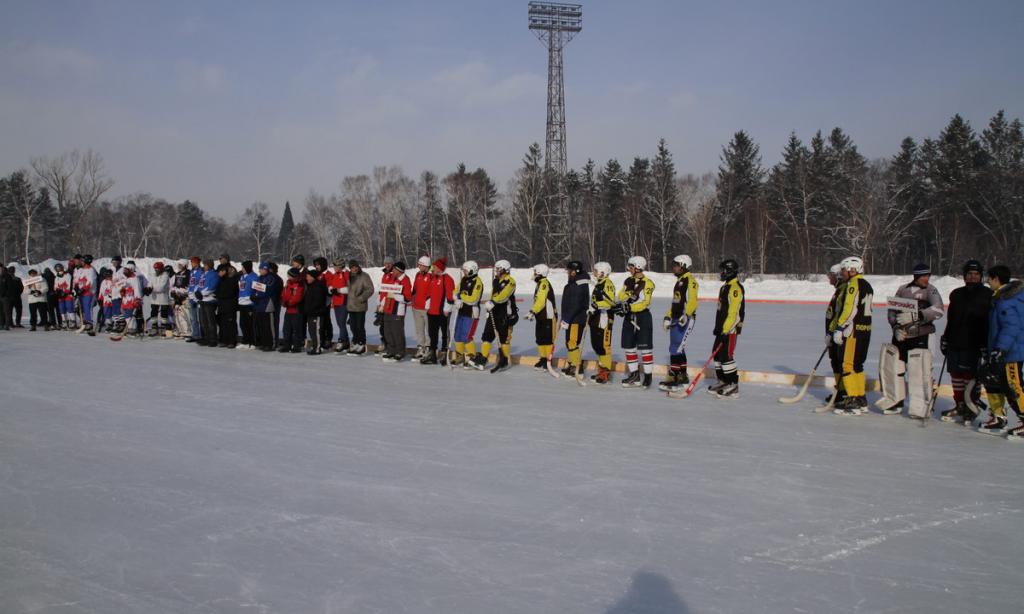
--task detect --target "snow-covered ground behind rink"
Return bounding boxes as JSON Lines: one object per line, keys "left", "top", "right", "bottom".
{"left": 1, "top": 332, "right": 1023, "bottom": 613}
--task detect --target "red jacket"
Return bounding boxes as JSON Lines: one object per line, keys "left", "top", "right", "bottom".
{"left": 281, "top": 279, "right": 305, "bottom": 314}
{"left": 325, "top": 269, "right": 349, "bottom": 307}
{"left": 425, "top": 272, "right": 455, "bottom": 316}
{"left": 377, "top": 269, "right": 394, "bottom": 308}
{"left": 411, "top": 270, "right": 431, "bottom": 310}
{"left": 380, "top": 272, "right": 413, "bottom": 316}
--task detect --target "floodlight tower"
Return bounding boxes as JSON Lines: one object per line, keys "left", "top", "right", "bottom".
{"left": 528, "top": 2, "right": 582, "bottom": 178}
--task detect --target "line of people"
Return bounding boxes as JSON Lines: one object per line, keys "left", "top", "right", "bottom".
{"left": 1, "top": 252, "right": 749, "bottom": 399}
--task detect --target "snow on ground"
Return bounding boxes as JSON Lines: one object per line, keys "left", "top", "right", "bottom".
{"left": 7, "top": 257, "right": 965, "bottom": 303}
{"left": 1, "top": 331, "right": 1022, "bottom": 613}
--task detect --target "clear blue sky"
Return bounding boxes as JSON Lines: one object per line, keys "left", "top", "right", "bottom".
{"left": 1, "top": 0, "right": 1021, "bottom": 218}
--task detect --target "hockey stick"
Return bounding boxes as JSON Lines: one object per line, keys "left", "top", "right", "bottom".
{"left": 917, "top": 355, "right": 947, "bottom": 427}
{"left": 668, "top": 342, "right": 723, "bottom": 399}
{"left": 778, "top": 346, "right": 829, "bottom": 404}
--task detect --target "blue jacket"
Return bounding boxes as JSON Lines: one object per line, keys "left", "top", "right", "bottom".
{"left": 188, "top": 267, "right": 204, "bottom": 302}
{"left": 238, "top": 271, "right": 257, "bottom": 304}
{"left": 988, "top": 279, "right": 1024, "bottom": 363}
{"left": 200, "top": 270, "right": 220, "bottom": 303}
{"left": 250, "top": 273, "right": 275, "bottom": 312}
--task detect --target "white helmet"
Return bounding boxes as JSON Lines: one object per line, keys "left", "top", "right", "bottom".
{"left": 840, "top": 256, "right": 864, "bottom": 274}
{"left": 593, "top": 261, "right": 612, "bottom": 279}
{"left": 494, "top": 259, "right": 511, "bottom": 273}
{"left": 462, "top": 260, "right": 478, "bottom": 275}
{"left": 417, "top": 255, "right": 431, "bottom": 267}
{"left": 829, "top": 263, "right": 842, "bottom": 276}
{"left": 533, "top": 263, "right": 549, "bottom": 277}
{"left": 672, "top": 254, "right": 692, "bottom": 270}
{"left": 627, "top": 256, "right": 647, "bottom": 271}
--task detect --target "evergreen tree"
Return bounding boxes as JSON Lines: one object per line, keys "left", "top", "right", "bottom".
{"left": 715, "top": 130, "right": 764, "bottom": 263}
{"left": 598, "top": 159, "right": 626, "bottom": 263}
{"left": 647, "top": 139, "right": 679, "bottom": 271}
{"left": 275, "top": 201, "right": 295, "bottom": 261}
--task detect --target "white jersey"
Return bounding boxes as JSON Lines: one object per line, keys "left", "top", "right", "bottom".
{"left": 150, "top": 272, "right": 170, "bottom": 305}
{"left": 99, "top": 278, "right": 115, "bottom": 307}
{"left": 73, "top": 266, "right": 98, "bottom": 296}
{"left": 120, "top": 275, "right": 143, "bottom": 310}
{"left": 53, "top": 272, "right": 73, "bottom": 299}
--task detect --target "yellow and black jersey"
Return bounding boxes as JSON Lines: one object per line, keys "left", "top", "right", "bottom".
{"left": 713, "top": 278, "right": 745, "bottom": 335}
{"left": 590, "top": 277, "right": 617, "bottom": 311}
{"left": 834, "top": 274, "right": 873, "bottom": 333}
{"left": 616, "top": 274, "right": 654, "bottom": 313}
{"left": 826, "top": 281, "right": 846, "bottom": 333}
{"left": 531, "top": 277, "right": 556, "bottom": 320}
{"left": 457, "top": 273, "right": 483, "bottom": 318}
{"left": 490, "top": 275, "right": 516, "bottom": 317}
{"left": 665, "top": 271, "right": 698, "bottom": 321}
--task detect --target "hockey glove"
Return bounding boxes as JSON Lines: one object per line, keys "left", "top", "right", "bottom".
{"left": 442, "top": 302, "right": 452, "bottom": 315}
{"left": 894, "top": 328, "right": 908, "bottom": 342}
{"left": 453, "top": 299, "right": 463, "bottom": 310}
{"left": 524, "top": 311, "right": 535, "bottom": 321}
{"left": 895, "top": 311, "right": 918, "bottom": 325}
{"left": 559, "top": 320, "right": 569, "bottom": 330}
{"left": 831, "top": 330, "right": 844, "bottom": 345}
{"left": 939, "top": 336, "right": 948, "bottom": 355}
{"left": 988, "top": 349, "right": 1005, "bottom": 364}
{"left": 482, "top": 300, "right": 494, "bottom": 313}
{"left": 825, "top": 333, "right": 833, "bottom": 347}
{"left": 194, "top": 291, "right": 203, "bottom": 302}
{"left": 143, "top": 287, "right": 153, "bottom": 296}
{"left": 373, "top": 312, "right": 382, "bottom": 327}
{"left": 663, "top": 317, "right": 672, "bottom": 331}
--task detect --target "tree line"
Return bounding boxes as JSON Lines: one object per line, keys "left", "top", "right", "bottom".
{"left": 1, "top": 110, "right": 1020, "bottom": 274}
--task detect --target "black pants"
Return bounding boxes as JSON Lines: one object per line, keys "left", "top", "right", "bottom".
{"left": 30, "top": 303, "right": 49, "bottom": 327}
{"left": 382, "top": 314, "right": 406, "bottom": 357}
{"left": 13, "top": 299, "right": 22, "bottom": 325}
{"left": 321, "top": 314, "right": 333, "bottom": 349}
{"left": 149, "top": 304, "right": 171, "bottom": 326}
{"left": 0, "top": 298, "right": 10, "bottom": 328}
{"left": 306, "top": 314, "right": 324, "bottom": 352}
{"left": 283, "top": 312, "right": 304, "bottom": 350}
{"left": 255, "top": 311, "right": 274, "bottom": 349}
{"left": 200, "top": 303, "right": 218, "bottom": 345}
{"left": 218, "top": 300, "right": 238, "bottom": 345}
{"left": 348, "top": 311, "right": 367, "bottom": 345}
{"left": 47, "top": 296, "right": 59, "bottom": 327}
{"left": 427, "top": 313, "right": 450, "bottom": 351}
{"left": 238, "top": 304, "right": 255, "bottom": 345}
{"left": 482, "top": 310, "right": 511, "bottom": 345}
{"left": 272, "top": 302, "right": 281, "bottom": 347}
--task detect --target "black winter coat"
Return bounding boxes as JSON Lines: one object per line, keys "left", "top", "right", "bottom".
{"left": 303, "top": 279, "right": 329, "bottom": 317}
{"left": 942, "top": 283, "right": 992, "bottom": 351}
{"left": 215, "top": 271, "right": 240, "bottom": 302}
{"left": 560, "top": 272, "right": 591, "bottom": 324}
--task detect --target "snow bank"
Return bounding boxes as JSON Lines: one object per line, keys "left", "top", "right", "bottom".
{"left": 6, "top": 257, "right": 964, "bottom": 303}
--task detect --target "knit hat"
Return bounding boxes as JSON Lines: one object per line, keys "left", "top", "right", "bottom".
{"left": 82, "top": 254, "right": 93, "bottom": 264}
{"left": 287, "top": 267, "right": 301, "bottom": 278}
{"left": 291, "top": 254, "right": 305, "bottom": 266}
{"left": 348, "top": 259, "right": 361, "bottom": 269}
{"left": 176, "top": 259, "right": 188, "bottom": 268}
{"left": 112, "top": 255, "right": 123, "bottom": 263}
{"left": 417, "top": 255, "right": 431, "bottom": 267}
{"left": 912, "top": 263, "right": 931, "bottom": 277}
{"left": 393, "top": 260, "right": 406, "bottom": 272}
{"left": 153, "top": 261, "right": 164, "bottom": 271}
{"left": 258, "top": 261, "right": 270, "bottom": 271}
{"left": 305, "top": 266, "right": 320, "bottom": 278}
{"left": 433, "top": 257, "right": 447, "bottom": 272}
{"left": 333, "top": 258, "right": 346, "bottom": 268}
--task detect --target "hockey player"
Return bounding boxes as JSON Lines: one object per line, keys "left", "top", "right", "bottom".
{"left": 411, "top": 256, "right": 432, "bottom": 359}
{"left": 588, "top": 262, "right": 616, "bottom": 384}
{"left": 452, "top": 260, "right": 484, "bottom": 368}
{"left": 421, "top": 258, "right": 455, "bottom": 365}
{"left": 197, "top": 260, "right": 220, "bottom": 347}
{"left": 171, "top": 261, "right": 192, "bottom": 338}
{"left": 119, "top": 264, "right": 144, "bottom": 337}
{"left": 524, "top": 264, "right": 557, "bottom": 372}
{"left": 98, "top": 269, "right": 115, "bottom": 334}
{"left": 939, "top": 259, "right": 992, "bottom": 423}
{"left": 326, "top": 259, "right": 351, "bottom": 352}
{"left": 560, "top": 260, "right": 590, "bottom": 377}
{"left": 617, "top": 256, "right": 656, "bottom": 389}
{"left": 659, "top": 255, "right": 699, "bottom": 392}
{"left": 72, "top": 255, "right": 98, "bottom": 333}
{"left": 25, "top": 270, "right": 50, "bottom": 331}
{"left": 148, "top": 262, "right": 172, "bottom": 336}
{"left": 303, "top": 266, "right": 329, "bottom": 355}
{"left": 707, "top": 259, "right": 745, "bottom": 399}
{"left": 481, "top": 259, "right": 518, "bottom": 373}
{"left": 977, "top": 265, "right": 1024, "bottom": 437}
{"left": 52, "top": 263, "right": 75, "bottom": 330}
{"left": 276, "top": 267, "right": 306, "bottom": 353}
{"left": 186, "top": 257, "right": 203, "bottom": 342}
{"left": 344, "top": 260, "right": 374, "bottom": 355}
{"left": 237, "top": 261, "right": 258, "bottom": 346}
{"left": 380, "top": 261, "right": 413, "bottom": 362}
{"left": 830, "top": 257, "right": 874, "bottom": 415}
{"left": 824, "top": 263, "right": 846, "bottom": 405}
{"left": 877, "top": 263, "right": 944, "bottom": 417}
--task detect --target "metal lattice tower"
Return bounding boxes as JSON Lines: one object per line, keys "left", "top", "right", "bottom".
{"left": 528, "top": 2, "right": 582, "bottom": 263}
{"left": 528, "top": 2, "right": 582, "bottom": 177}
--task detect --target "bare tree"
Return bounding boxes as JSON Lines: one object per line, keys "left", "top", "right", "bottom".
{"left": 677, "top": 173, "right": 717, "bottom": 272}
{"left": 238, "top": 202, "right": 277, "bottom": 262}
{"left": 30, "top": 151, "right": 80, "bottom": 216}
{"left": 341, "top": 175, "right": 378, "bottom": 264}
{"left": 1, "top": 171, "right": 47, "bottom": 263}
{"left": 303, "top": 189, "right": 341, "bottom": 257}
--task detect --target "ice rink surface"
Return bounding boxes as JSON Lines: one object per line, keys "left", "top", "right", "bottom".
{"left": 2, "top": 320, "right": 1019, "bottom": 614}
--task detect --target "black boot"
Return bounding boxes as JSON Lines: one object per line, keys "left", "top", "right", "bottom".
{"left": 490, "top": 354, "right": 510, "bottom": 374}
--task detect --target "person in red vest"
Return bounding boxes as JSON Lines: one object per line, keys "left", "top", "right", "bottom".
{"left": 421, "top": 258, "right": 456, "bottom": 365}
{"left": 326, "top": 258, "right": 351, "bottom": 352}
{"left": 380, "top": 261, "right": 413, "bottom": 362}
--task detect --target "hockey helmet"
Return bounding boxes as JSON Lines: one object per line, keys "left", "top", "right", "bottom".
{"left": 593, "top": 261, "right": 612, "bottom": 279}
{"left": 627, "top": 256, "right": 647, "bottom": 271}
{"left": 153, "top": 261, "right": 164, "bottom": 271}
{"left": 719, "top": 259, "right": 740, "bottom": 281}
{"left": 566, "top": 260, "right": 584, "bottom": 274}
{"left": 462, "top": 260, "right": 479, "bottom": 275}
{"left": 82, "top": 254, "right": 93, "bottom": 264}
{"left": 840, "top": 256, "right": 864, "bottom": 274}
{"left": 829, "top": 263, "right": 842, "bottom": 276}
{"left": 494, "top": 259, "right": 511, "bottom": 274}
{"left": 533, "top": 263, "right": 550, "bottom": 278}
{"left": 672, "top": 254, "right": 692, "bottom": 270}
{"left": 962, "top": 259, "right": 983, "bottom": 276}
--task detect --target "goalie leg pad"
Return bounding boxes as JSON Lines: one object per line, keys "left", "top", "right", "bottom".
{"left": 876, "top": 343, "right": 906, "bottom": 410}
{"left": 906, "top": 348, "right": 934, "bottom": 419}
